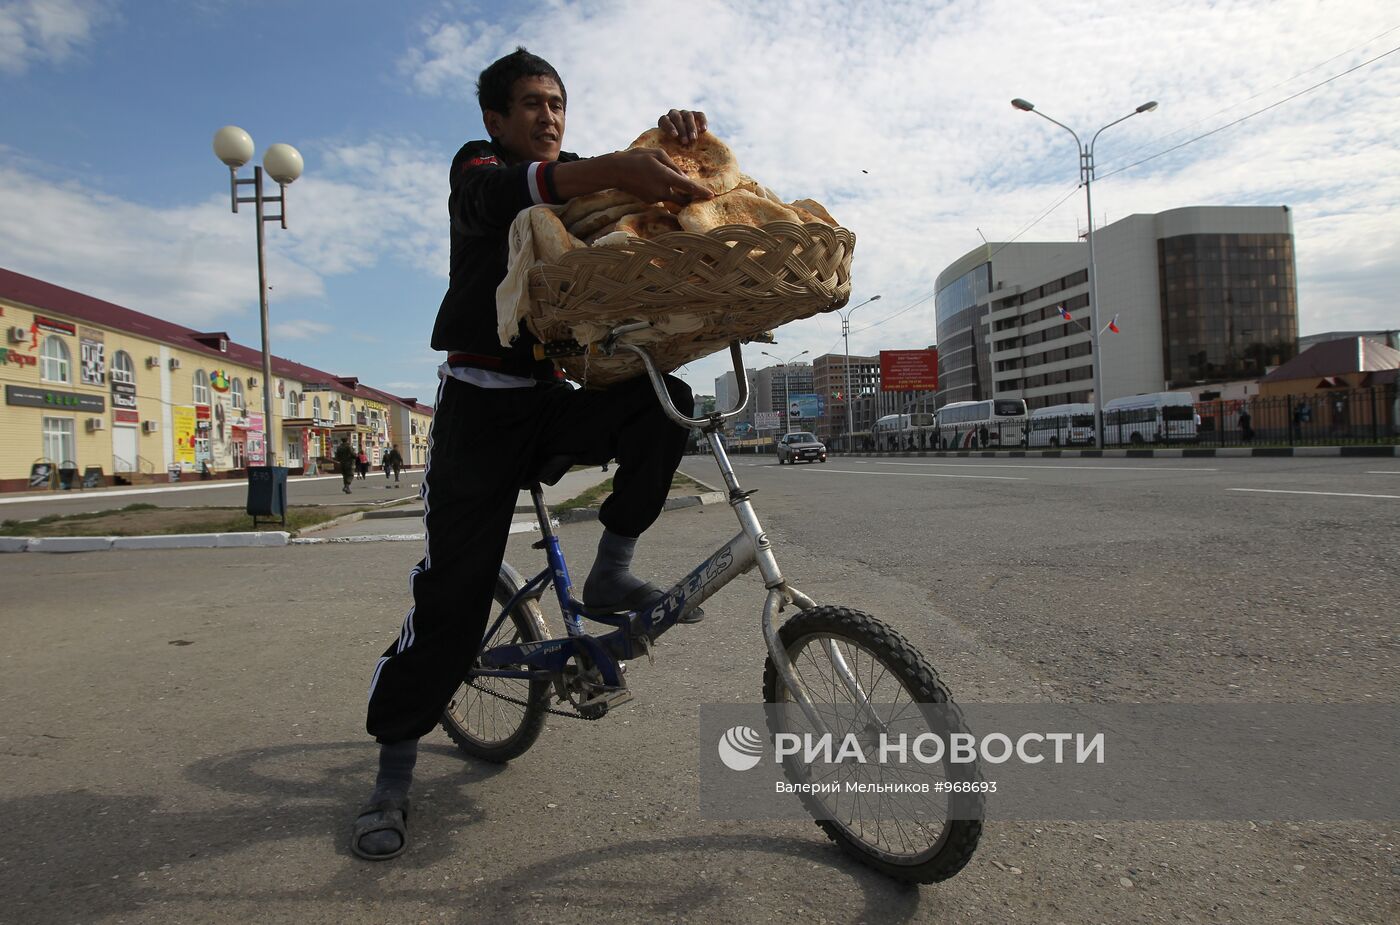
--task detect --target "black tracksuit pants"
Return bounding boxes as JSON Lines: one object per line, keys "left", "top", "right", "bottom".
{"left": 366, "top": 372, "right": 693, "bottom": 744}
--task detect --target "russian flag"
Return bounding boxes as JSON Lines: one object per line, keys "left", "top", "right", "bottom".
{"left": 1108, "top": 314, "right": 1120, "bottom": 333}
{"left": 1057, "top": 304, "right": 1072, "bottom": 321}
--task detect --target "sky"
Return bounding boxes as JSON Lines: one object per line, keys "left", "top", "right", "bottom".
{"left": 2, "top": 0, "right": 1398, "bottom": 403}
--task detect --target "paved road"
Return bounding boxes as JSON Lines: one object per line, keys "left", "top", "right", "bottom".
{"left": 1, "top": 455, "right": 1395, "bottom": 923}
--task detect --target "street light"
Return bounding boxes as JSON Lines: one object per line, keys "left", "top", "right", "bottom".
{"left": 761, "top": 349, "right": 810, "bottom": 434}
{"left": 839, "top": 294, "right": 881, "bottom": 451}
{"left": 213, "top": 125, "right": 303, "bottom": 468}
{"left": 1011, "top": 97, "right": 1156, "bottom": 447}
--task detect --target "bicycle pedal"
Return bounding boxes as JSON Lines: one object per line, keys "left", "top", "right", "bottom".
{"left": 578, "top": 686, "right": 633, "bottom": 711}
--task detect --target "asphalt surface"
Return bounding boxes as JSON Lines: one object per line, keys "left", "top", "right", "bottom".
{"left": 1, "top": 454, "right": 1395, "bottom": 924}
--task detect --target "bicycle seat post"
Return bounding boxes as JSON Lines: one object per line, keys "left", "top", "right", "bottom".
{"left": 526, "top": 477, "right": 583, "bottom": 637}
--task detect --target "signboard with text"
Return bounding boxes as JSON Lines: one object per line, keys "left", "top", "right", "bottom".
{"left": 753, "top": 411, "right": 781, "bottom": 431}
{"left": 879, "top": 349, "right": 939, "bottom": 392}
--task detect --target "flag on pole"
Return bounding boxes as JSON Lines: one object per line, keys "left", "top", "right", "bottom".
{"left": 1108, "top": 314, "right": 1120, "bottom": 333}
{"left": 1057, "top": 304, "right": 1072, "bottom": 321}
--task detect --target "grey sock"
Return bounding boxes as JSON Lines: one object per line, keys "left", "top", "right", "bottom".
{"left": 583, "top": 529, "right": 651, "bottom": 607}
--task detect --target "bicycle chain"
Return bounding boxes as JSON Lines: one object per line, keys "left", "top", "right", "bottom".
{"left": 467, "top": 678, "right": 602, "bottom": 721}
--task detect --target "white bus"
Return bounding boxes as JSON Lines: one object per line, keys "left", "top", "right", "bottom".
{"left": 1103, "top": 392, "right": 1199, "bottom": 445}
{"left": 935, "top": 399, "right": 1028, "bottom": 449}
{"left": 1027, "top": 402, "right": 1096, "bottom": 447}
{"left": 872, "top": 412, "right": 936, "bottom": 451}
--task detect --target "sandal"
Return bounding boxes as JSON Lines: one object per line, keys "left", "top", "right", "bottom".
{"left": 350, "top": 796, "right": 410, "bottom": 861}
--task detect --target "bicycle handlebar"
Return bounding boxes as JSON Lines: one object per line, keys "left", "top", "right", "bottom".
{"left": 532, "top": 323, "right": 751, "bottom": 431}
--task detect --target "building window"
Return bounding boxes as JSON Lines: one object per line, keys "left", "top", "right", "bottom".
{"left": 313, "top": 396, "right": 322, "bottom": 420}
{"left": 40, "top": 335, "right": 71, "bottom": 383}
{"left": 111, "top": 350, "right": 135, "bottom": 384}
{"left": 231, "top": 378, "right": 245, "bottom": 410}
{"left": 193, "top": 369, "right": 210, "bottom": 405}
{"left": 286, "top": 390, "right": 299, "bottom": 417}
{"left": 43, "top": 416, "right": 76, "bottom": 465}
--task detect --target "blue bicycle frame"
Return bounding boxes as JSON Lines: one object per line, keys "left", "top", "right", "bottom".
{"left": 470, "top": 338, "right": 834, "bottom": 730}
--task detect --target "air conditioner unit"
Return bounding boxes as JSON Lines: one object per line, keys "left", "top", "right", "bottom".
{"left": 142, "top": 420, "right": 159, "bottom": 434}
{"left": 168, "top": 358, "right": 182, "bottom": 370}
{"left": 86, "top": 417, "right": 106, "bottom": 432}
{"left": 146, "top": 356, "right": 160, "bottom": 369}
{"left": 7, "top": 326, "right": 26, "bottom": 343}
{"left": 247, "top": 377, "right": 258, "bottom": 389}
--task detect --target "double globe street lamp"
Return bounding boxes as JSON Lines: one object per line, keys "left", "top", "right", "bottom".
{"left": 1011, "top": 98, "right": 1156, "bottom": 448}
{"left": 212, "top": 125, "right": 304, "bottom": 468}
{"left": 761, "top": 349, "right": 810, "bottom": 435}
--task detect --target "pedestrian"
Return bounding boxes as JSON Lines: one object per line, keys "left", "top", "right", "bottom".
{"left": 387, "top": 444, "right": 404, "bottom": 486}
{"left": 335, "top": 438, "right": 356, "bottom": 494}
{"left": 350, "top": 47, "right": 713, "bottom": 862}
{"left": 357, "top": 449, "right": 369, "bottom": 480}
{"left": 1238, "top": 407, "right": 1254, "bottom": 443}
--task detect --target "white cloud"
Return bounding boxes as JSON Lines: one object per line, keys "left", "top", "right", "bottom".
{"left": 0, "top": 0, "right": 113, "bottom": 75}
{"left": 272, "top": 318, "right": 333, "bottom": 340}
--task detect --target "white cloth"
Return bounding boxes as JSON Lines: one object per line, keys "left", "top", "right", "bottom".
{"left": 496, "top": 204, "right": 568, "bottom": 349}
{"left": 438, "top": 361, "right": 535, "bottom": 390}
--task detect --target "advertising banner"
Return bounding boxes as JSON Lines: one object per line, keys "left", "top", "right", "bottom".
{"left": 172, "top": 405, "right": 196, "bottom": 466}
{"left": 786, "top": 393, "right": 824, "bottom": 421}
{"left": 879, "top": 349, "right": 939, "bottom": 392}
{"left": 79, "top": 328, "right": 106, "bottom": 385}
{"left": 246, "top": 412, "right": 266, "bottom": 466}
{"left": 753, "top": 411, "right": 781, "bottom": 431}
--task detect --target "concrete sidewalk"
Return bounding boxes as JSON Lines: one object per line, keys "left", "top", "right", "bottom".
{"left": 301, "top": 464, "right": 623, "bottom": 540}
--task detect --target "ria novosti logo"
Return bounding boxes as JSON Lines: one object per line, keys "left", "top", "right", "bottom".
{"left": 717, "top": 725, "right": 765, "bottom": 771}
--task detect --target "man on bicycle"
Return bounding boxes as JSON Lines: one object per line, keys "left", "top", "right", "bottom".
{"left": 351, "top": 46, "right": 713, "bottom": 861}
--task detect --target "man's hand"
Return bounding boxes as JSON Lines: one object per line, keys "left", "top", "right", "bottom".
{"left": 555, "top": 147, "right": 713, "bottom": 205}
{"left": 658, "top": 109, "right": 707, "bottom": 145}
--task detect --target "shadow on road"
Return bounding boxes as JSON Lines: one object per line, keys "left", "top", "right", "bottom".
{"left": 5, "top": 740, "right": 935, "bottom": 923}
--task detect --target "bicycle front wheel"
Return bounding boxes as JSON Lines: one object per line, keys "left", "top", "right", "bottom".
{"left": 762, "top": 605, "right": 983, "bottom": 883}
{"left": 441, "top": 569, "right": 551, "bottom": 762}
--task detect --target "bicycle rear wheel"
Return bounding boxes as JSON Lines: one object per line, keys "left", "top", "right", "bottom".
{"left": 441, "top": 569, "right": 551, "bottom": 762}
{"left": 762, "top": 605, "right": 983, "bottom": 883}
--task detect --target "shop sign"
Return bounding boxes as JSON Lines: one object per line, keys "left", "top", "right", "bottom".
{"left": 210, "top": 369, "right": 231, "bottom": 392}
{"left": 0, "top": 347, "right": 38, "bottom": 367}
{"left": 313, "top": 418, "right": 336, "bottom": 428}
{"left": 114, "top": 409, "right": 139, "bottom": 424}
{"left": 35, "top": 315, "right": 76, "bottom": 336}
{"left": 173, "top": 406, "right": 197, "bottom": 466}
{"left": 111, "top": 379, "right": 137, "bottom": 410}
{"left": 80, "top": 328, "right": 105, "bottom": 385}
{"left": 5, "top": 384, "right": 105, "bottom": 412}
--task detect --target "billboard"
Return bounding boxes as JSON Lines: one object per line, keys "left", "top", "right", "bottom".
{"left": 787, "top": 393, "right": 824, "bottom": 421}
{"left": 753, "top": 411, "right": 781, "bottom": 430}
{"left": 880, "top": 349, "right": 938, "bottom": 391}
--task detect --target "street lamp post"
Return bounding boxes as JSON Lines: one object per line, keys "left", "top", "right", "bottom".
{"left": 1011, "top": 97, "right": 1156, "bottom": 447}
{"left": 213, "top": 125, "right": 304, "bottom": 467}
{"left": 761, "top": 349, "right": 810, "bottom": 435}
{"left": 839, "top": 294, "right": 881, "bottom": 452}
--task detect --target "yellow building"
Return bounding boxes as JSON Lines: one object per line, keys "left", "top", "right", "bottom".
{"left": 1, "top": 268, "right": 432, "bottom": 492}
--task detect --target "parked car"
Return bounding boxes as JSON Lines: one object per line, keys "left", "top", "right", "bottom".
{"left": 776, "top": 431, "right": 827, "bottom": 464}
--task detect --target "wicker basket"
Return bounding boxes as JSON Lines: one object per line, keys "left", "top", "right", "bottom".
{"left": 525, "top": 221, "right": 855, "bottom": 386}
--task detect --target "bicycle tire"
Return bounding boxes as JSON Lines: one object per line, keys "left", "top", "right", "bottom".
{"left": 440, "top": 571, "right": 551, "bottom": 762}
{"left": 761, "top": 605, "right": 983, "bottom": 884}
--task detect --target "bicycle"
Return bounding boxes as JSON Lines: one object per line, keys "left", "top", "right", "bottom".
{"left": 440, "top": 329, "right": 984, "bottom": 883}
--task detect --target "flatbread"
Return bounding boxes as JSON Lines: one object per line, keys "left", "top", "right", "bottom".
{"left": 559, "top": 188, "right": 639, "bottom": 228}
{"left": 528, "top": 207, "right": 584, "bottom": 262}
{"left": 587, "top": 207, "right": 683, "bottom": 244}
{"left": 789, "top": 198, "right": 838, "bottom": 226}
{"left": 677, "top": 188, "right": 800, "bottom": 233}
{"left": 568, "top": 198, "right": 650, "bottom": 239}
{"left": 736, "top": 174, "right": 784, "bottom": 204}
{"left": 627, "top": 128, "right": 741, "bottom": 196}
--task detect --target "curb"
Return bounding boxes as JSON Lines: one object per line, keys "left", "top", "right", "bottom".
{"left": 838, "top": 445, "right": 1399, "bottom": 459}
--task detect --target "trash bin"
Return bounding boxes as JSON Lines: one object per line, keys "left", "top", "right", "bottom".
{"left": 246, "top": 465, "right": 289, "bottom": 528}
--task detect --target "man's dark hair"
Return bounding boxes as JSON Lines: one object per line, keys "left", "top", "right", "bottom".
{"left": 477, "top": 46, "right": 566, "bottom": 116}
